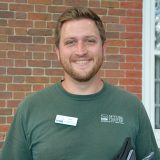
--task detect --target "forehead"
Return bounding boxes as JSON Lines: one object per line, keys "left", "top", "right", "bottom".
{"left": 60, "top": 18, "right": 100, "bottom": 38}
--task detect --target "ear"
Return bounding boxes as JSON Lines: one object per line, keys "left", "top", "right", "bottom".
{"left": 55, "top": 47, "right": 60, "bottom": 61}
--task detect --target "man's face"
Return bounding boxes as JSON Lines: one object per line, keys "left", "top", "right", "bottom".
{"left": 56, "top": 18, "right": 105, "bottom": 82}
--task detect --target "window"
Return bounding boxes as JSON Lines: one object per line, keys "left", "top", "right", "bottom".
{"left": 155, "top": 0, "right": 160, "bottom": 130}
{"left": 155, "top": 56, "right": 160, "bottom": 129}
{"left": 143, "top": 0, "right": 160, "bottom": 146}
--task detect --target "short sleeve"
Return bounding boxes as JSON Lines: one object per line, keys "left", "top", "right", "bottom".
{"left": 135, "top": 103, "right": 160, "bottom": 159}
{"left": 1, "top": 102, "right": 33, "bottom": 160}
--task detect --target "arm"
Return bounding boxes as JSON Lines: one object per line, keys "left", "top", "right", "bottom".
{"left": 1, "top": 106, "right": 32, "bottom": 160}
{"left": 135, "top": 104, "right": 160, "bottom": 160}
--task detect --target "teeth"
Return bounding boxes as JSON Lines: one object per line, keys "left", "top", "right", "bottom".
{"left": 75, "top": 61, "right": 89, "bottom": 64}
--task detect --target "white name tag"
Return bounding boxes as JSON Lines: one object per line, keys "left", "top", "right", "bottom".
{"left": 55, "top": 115, "right": 78, "bottom": 126}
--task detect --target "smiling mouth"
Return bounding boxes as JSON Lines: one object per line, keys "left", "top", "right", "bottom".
{"left": 75, "top": 60, "right": 90, "bottom": 64}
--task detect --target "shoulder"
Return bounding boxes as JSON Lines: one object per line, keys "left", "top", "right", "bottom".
{"left": 17, "top": 83, "right": 59, "bottom": 114}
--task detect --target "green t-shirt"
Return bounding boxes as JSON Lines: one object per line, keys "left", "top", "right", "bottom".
{"left": 1, "top": 82, "right": 160, "bottom": 160}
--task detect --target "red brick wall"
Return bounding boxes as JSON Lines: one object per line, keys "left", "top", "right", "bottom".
{"left": 0, "top": 0, "right": 142, "bottom": 147}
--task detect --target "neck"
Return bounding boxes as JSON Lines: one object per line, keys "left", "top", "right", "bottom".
{"left": 61, "top": 74, "right": 104, "bottom": 95}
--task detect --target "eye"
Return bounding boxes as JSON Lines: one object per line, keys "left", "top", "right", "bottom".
{"left": 64, "top": 39, "right": 76, "bottom": 46}
{"left": 86, "top": 38, "right": 97, "bottom": 44}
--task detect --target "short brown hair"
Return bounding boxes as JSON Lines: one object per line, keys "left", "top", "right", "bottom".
{"left": 55, "top": 7, "right": 106, "bottom": 48}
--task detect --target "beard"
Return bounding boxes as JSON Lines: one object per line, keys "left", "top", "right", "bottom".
{"left": 59, "top": 54, "right": 104, "bottom": 82}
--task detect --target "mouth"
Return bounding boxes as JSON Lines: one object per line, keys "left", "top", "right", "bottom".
{"left": 75, "top": 60, "right": 91, "bottom": 65}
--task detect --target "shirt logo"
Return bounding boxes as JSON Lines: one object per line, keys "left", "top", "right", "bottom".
{"left": 101, "top": 114, "right": 124, "bottom": 124}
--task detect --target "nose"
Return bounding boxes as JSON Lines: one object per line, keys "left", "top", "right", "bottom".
{"left": 76, "top": 41, "right": 87, "bottom": 56}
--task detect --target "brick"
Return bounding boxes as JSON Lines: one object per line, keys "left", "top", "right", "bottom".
{"left": 15, "top": 0, "right": 27, "bottom": 3}
{"left": 120, "top": 2, "right": 142, "bottom": 9}
{"left": 106, "top": 32, "right": 119, "bottom": 39}
{"left": 8, "top": 20, "right": 33, "bottom": 27}
{"left": 120, "top": 48, "right": 142, "bottom": 55}
{"left": 0, "top": 35, "right": 7, "bottom": 42}
{"left": 35, "top": 5, "right": 47, "bottom": 12}
{"left": 28, "top": 13, "right": 51, "bottom": 21}
{"left": 52, "top": 61, "right": 62, "bottom": 68}
{"left": 89, "top": 0, "right": 100, "bottom": 7}
{"left": 15, "top": 44, "right": 27, "bottom": 51}
{"left": 7, "top": 84, "right": 31, "bottom": 91}
{"left": 27, "top": 44, "right": 52, "bottom": 52}
{"left": 105, "top": 55, "right": 125, "bottom": 62}
{"left": 15, "top": 28, "right": 28, "bottom": 35}
{"left": 0, "top": 100, "right": 5, "bottom": 108}
{"left": 0, "top": 124, "right": 10, "bottom": 132}
{"left": 126, "top": 25, "right": 142, "bottom": 32}
{"left": 28, "top": 60, "right": 51, "bottom": 67}
{"left": 120, "top": 17, "right": 142, "bottom": 25}
{"left": 101, "top": 16, "right": 119, "bottom": 24}
{"left": 0, "top": 51, "right": 7, "bottom": 58}
{"left": 120, "top": 63, "right": 142, "bottom": 70}
{"left": 126, "top": 70, "right": 142, "bottom": 78}
{"left": 0, "top": 76, "right": 12, "bottom": 83}
{"left": 16, "top": 12, "right": 26, "bottom": 19}
{"left": 103, "top": 78, "right": 119, "bottom": 86}
{"left": 127, "top": 10, "right": 142, "bottom": 17}
{"left": 33, "top": 37, "right": 45, "bottom": 44}
{"left": 0, "top": 68, "right": 6, "bottom": 75}
{"left": 0, "top": 27, "right": 13, "bottom": 35}
{"left": 0, "top": 11, "right": 14, "bottom": 18}
{"left": 7, "top": 51, "right": 32, "bottom": 59}
{"left": 28, "top": 29, "right": 52, "bottom": 36}
{"left": 126, "top": 55, "right": 142, "bottom": 63}
{"left": 119, "top": 78, "right": 142, "bottom": 86}
{"left": 46, "top": 37, "right": 55, "bottom": 44}
{"left": 13, "top": 76, "right": 25, "bottom": 83}
{"left": 64, "top": 0, "right": 88, "bottom": 6}
{"left": 9, "top": 4, "right": 34, "bottom": 12}
{"left": 26, "top": 77, "right": 49, "bottom": 83}
{"left": 101, "top": 1, "right": 119, "bottom": 8}
{"left": 126, "top": 40, "right": 142, "bottom": 47}
{"left": 0, "top": 84, "right": 6, "bottom": 91}
{"left": 28, "top": 0, "right": 52, "bottom": 4}
{"left": 0, "top": 19, "right": 7, "bottom": 26}
{"left": 7, "top": 116, "right": 14, "bottom": 123}
{"left": 15, "top": 60, "right": 27, "bottom": 67}
{"left": 108, "top": 9, "right": 126, "bottom": 16}
{"left": 107, "top": 24, "right": 125, "bottom": 32}
{"left": 8, "top": 36, "right": 32, "bottom": 43}
{"left": 32, "top": 68, "right": 44, "bottom": 75}
{"left": 0, "top": 0, "right": 14, "bottom": 2}
{"left": 13, "top": 92, "right": 25, "bottom": 99}
{"left": 7, "top": 68, "right": 31, "bottom": 75}
{"left": 0, "top": 117, "right": 6, "bottom": 124}
{"left": 7, "top": 100, "right": 20, "bottom": 108}
{"left": 120, "top": 33, "right": 142, "bottom": 40}
{"left": 105, "top": 70, "right": 125, "bottom": 77}
{"left": 107, "top": 40, "right": 125, "bottom": 47}
{"left": 45, "top": 69, "right": 64, "bottom": 76}
{"left": 126, "top": 86, "right": 142, "bottom": 94}
{"left": 48, "top": 6, "right": 68, "bottom": 13}
{"left": 50, "top": 77, "right": 62, "bottom": 83}
{"left": 0, "top": 59, "right": 14, "bottom": 67}
{"left": 33, "top": 52, "right": 44, "bottom": 59}
{"left": 33, "top": 84, "right": 44, "bottom": 91}
{"left": 52, "top": 0, "right": 63, "bottom": 5}
{"left": 46, "top": 52, "right": 57, "bottom": 60}
{"left": 0, "top": 3, "right": 8, "bottom": 10}
{"left": 105, "top": 47, "right": 119, "bottom": 54}
{"left": 0, "top": 92, "right": 12, "bottom": 99}
{"left": 35, "top": 21, "right": 47, "bottom": 28}
{"left": 102, "top": 62, "right": 119, "bottom": 69}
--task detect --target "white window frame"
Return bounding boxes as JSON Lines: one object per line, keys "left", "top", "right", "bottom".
{"left": 142, "top": 0, "right": 160, "bottom": 147}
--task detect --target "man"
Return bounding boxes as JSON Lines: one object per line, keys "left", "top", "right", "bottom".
{"left": 1, "top": 7, "right": 160, "bottom": 160}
